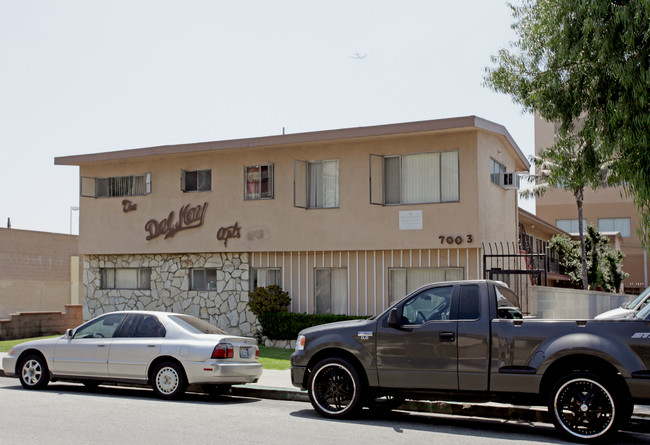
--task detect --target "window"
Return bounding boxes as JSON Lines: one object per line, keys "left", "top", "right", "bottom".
{"left": 245, "top": 164, "right": 274, "bottom": 200}
{"left": 458, "top": 285, "right": 480, "bottom": 320}
{"left": 315, "top": 268, "right": 347, "bottom": 314}
{"left": 101, "top": 268, "right": 151, "bottom": 290}
{"left": 250, "top": 268, "right": 282, "bottom": 290}
{"left": 115, "top": 314, "right": 166, "bottom": 338}
{"left": 191, "top": 268, "right": 217, "bottom": 290}
{"left": 370, "top": 151, "right": 459, "bottom": 205}
{"left": 294, "top": 160, "right": 339, "bottom": 209}
{"left": 556, "top": 219, "right": 587, "bottom": 233}
{"left": 181, "top": 169, "right": 211, "bottom": 192}
{"left": 490, "top": 159, "right": 506, "bottom": 185}
{"left": 598, "top": 218, "right": 631, "bottom": 237}
{"left": 73, "top": 313, "right": 127, "bottom": 339}
{"left": 401, "top": 286, "right": 453, "bottom": 325}
{"left": 389, "top": 267, "right": 463, "bottom": 304}
{"left": 81, "top": 174, "right": 151, "bottom": 198}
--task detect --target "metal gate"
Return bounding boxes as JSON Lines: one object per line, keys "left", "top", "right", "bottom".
{"left": 482, "top": 242, "right": 549, "bottom": 315}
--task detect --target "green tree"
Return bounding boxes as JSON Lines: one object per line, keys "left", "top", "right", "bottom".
{"left": 549, "top": 224, "right": 628, "bottom": 292}
{"left": 484, "top": 0, "right": 650, "bottom": 242}
{"left": 520, "top": 131, "right": 615, "bottom": 289}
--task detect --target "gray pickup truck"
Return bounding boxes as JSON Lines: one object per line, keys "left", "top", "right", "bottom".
{"left": 290, "top": 280, "right": 650, "bottom": 442}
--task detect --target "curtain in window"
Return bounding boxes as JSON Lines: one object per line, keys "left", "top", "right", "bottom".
{"left": 441, "top": 151, "right": 459, "bottom": 201}
{"left": 246, "top": 166, "right": 260, "bottom": 199}
{"left": 389, "top": 269, "right": 407, "bottom": 304}
{"left": 407, "top": 268, "right": 445, "bottom": 293}
{"left": 331, "top": 268, "right": 347, "bottom": 314}
{"left": 402, "top": 153, "right": 440, "bottom": 204}
{"left": 315, "top": 268, "right": 347, "bottom": 314}
{"left": 315, "top": 269, "right": 331, "bottom": 314}
{"left": 192, "top": 269, "right": 206, "bottom": 290}
{"left": 309, "top": 161, "right": 339, "bottom": 208}
{"left": 116, "top": 269, "right": 138, "bottom": 289}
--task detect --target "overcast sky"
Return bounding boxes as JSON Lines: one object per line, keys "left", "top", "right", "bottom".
{"left": 0, "top": 0, "right": 535, "bottom": 235}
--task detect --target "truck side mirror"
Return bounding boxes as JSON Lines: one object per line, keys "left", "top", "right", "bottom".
{"left": 388, "top": 308, "right": 400, "bottom": 328}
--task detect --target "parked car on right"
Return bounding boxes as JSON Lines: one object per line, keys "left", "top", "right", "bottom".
{"left": 595, "top": 286, "right": 650, "bottom": 319}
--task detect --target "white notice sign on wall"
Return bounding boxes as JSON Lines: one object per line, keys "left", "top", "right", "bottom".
{"left": 399, "top": 210, "right": 423, "bottom": 230}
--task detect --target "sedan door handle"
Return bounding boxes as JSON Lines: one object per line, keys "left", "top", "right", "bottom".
{"left": 439, "top": 332, "right": 455, "bottom": 342}
{"left": 97, "top": 344, "right": 106, "bottom": 348}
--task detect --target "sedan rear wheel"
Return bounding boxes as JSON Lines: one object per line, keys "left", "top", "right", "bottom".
{"left": 152, "top": 362, "right": 186, "bottom": 399}
{"left": 308, "top": 357, "right": 363, "bottom": 419}
{"left": 19, "top": 354, "right": 50, "bottom": 390}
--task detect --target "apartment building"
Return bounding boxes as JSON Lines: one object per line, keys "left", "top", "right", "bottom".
{"left": 55, "top": 116, "right": 529, "bottom": 335}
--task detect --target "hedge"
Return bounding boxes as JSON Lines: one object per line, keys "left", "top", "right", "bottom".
{"left": 257, "top": 311, "right": 370, "bottom": 340}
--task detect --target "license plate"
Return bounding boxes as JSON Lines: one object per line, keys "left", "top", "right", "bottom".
{"left": 240, "top": 347, "right": 250, "bottom": 359}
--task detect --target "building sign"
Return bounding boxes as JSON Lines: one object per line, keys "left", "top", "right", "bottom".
{"left": 145, "top": 202, "right": 208, "bottom": 241}
{"left": 122, "top": 200, "right": 137, "bottom": 213}
{"left": 217, "top": 222, "right": 241, "bottom": 248}
{"left": 399, "top": 210, "right": 423, "bottom": 230}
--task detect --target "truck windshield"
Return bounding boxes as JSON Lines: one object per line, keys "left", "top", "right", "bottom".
{"left": 495, "top": 285, "right": 520, "bottom": 308}
{"left": 624, "top": 286, "right": 650, "bottom": 309}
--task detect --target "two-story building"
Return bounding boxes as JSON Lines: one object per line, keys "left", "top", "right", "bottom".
{"left": 55, "top": 116, "right": 530, "bottom": 335}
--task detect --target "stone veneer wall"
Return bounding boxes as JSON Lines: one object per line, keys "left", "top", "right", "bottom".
{"left": 84, "top": 253, "right": 259, "bottom": 337}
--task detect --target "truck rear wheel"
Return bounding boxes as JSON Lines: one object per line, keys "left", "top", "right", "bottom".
{"left": 308, "top": 357, "right": 363, "bottom": 419}
{"left": 548, "top": 371, "right": 630, "bottom": 442}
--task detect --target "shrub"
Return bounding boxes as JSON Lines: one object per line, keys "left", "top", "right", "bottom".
{"left": 247, "top": 285, "right": 291, "bottom": 316}
{"left": 257, "top": 312, "right": 369, "bottom": 340}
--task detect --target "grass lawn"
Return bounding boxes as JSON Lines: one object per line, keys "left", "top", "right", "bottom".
{"left": 1, "top": 336, "right": 293, "bottom": 371}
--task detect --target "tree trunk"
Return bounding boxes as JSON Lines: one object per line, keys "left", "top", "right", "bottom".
{"left": 575, "top": 189, "right": 588, "bottom": 289}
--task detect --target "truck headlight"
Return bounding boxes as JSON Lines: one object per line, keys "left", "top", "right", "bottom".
{"left": 295, "top": 335, "right": 306, "bottom": 351}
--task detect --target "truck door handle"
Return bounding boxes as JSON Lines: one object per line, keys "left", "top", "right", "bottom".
{"left": 439, "top": 332, "right": 455, "bottom": 342}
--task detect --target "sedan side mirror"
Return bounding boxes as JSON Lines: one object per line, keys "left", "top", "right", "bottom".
{"left": 66, "top": 329, "right": 74, "bottom": 338}
{"left": 388, "top": 308, "right": 400, "bottom": 328}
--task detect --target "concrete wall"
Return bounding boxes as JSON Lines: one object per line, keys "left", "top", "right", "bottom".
{"left": 0, "top": 305, "right": 83, "bottom": 340}
{"left": 528, "top": 286, "right": 630, "bottom": 319}
{"left": 0, "top": 228, "right": 81, "bottom": 318}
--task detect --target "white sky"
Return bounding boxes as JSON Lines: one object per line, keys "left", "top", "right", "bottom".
{"left": 0, "top": 0, "right": 535, "bottom": 235}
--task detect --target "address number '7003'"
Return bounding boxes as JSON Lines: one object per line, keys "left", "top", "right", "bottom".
{"left": 439, "top": 235, "right": 473, "bottom": 245}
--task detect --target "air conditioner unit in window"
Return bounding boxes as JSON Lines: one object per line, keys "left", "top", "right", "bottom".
{"left": 501, "top": 172, "right": 520, "bottom": 190}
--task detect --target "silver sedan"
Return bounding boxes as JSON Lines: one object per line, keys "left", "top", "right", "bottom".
{"left": 2, "top": 310, "right": 263, "bottom": 399}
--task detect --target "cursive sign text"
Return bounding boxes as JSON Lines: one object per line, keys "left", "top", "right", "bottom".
{"left": 145, "top": 202, "right": 208, "bottom": 241}
{"left": 217, "top": 222, "right": 241, "bottom": 247}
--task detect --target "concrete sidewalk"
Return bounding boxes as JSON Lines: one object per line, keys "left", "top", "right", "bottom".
{"left": 2, "top": 352, "right": 649, "bottom": 434}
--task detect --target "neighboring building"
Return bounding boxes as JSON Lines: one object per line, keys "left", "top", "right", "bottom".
{"left": 55, "top": 116, "right": 530, "bottom": 335}
{"left": 0, "top": 228, "right": 81, "bottom": 318}
{"left": 534, "top": 114, "right": 648, "bottom": 294}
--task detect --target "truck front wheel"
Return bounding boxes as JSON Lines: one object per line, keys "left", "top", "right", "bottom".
{"left": 308, "top": 357, "right": 363, "bottom": 419}
{"left": 548, "top": 371, "right": 630, "bottom": 442}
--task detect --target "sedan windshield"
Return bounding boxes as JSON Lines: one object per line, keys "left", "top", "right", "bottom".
{"left": 169, "top": 315, "right": 227, "bottom": 335}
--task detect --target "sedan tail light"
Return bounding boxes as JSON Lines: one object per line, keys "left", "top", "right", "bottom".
{"left": 211, "top": 343, "right": 234, "bottom": 359}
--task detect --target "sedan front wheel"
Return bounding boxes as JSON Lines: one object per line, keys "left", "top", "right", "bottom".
{"left": 19, "top": 354, "right": 50, "bottom": 390}
{"left": 152, "top": 362, "right": 187, "bottom": 399}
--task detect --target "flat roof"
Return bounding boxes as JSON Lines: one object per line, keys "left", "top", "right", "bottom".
{"left": 55, "top": 115, "right": 530, "bottom": 171}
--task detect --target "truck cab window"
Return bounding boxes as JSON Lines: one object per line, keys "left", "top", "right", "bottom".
{"left": 401, "top": 286, "right": 453, "bottom": 325}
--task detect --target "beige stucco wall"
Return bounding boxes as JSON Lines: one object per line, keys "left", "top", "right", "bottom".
{"left": 0, "top": 228, "right": 81, "bottom": 318}
{"left": 77, "top": 129, "right": 522, "bottom": 257}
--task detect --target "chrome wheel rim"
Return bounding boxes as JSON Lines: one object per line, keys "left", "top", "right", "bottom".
{"left": 554, "top": 377, "right": 615, "bottom": 439}
{"left": 156, "top": 366, "right": 180, "bottom": 395}
{"left": 21, "top": 359, "right": 43, "bottom": 386}
{"left": 311, "top": 364, "right": 356, "bottom": 415}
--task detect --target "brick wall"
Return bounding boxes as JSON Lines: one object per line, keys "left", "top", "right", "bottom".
{"left": 0, "top": 305, "right": 83, "bottom": 340}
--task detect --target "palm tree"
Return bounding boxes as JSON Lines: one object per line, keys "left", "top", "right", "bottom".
{"left": 521, "top": 128, "right": 616, "bottom": 289}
